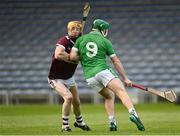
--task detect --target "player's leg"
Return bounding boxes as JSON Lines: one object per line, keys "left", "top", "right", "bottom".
{"left": 99, "top": 88, "right": 115, "bottom": 119}
{"left": 69, "top": 85, "right": 91, "bottom": 131}
{"left": 86, "top": 75, "right": 116, "bottom": 131}
{"left": 107, "top": 78, "right": 133, "bottom": 109}
{"left": 86, "top": 76, "right": 117, "bottom": 131}
{"left": 106, "top": 78, "right": 145, "bottom": 131}
{"left": 99, "top": 88, "right": 117, "bottom": 131}
{"left": 48, "top": 79, "right": 72, "bottom": 132}
{"left": 69, "top": 86, "right": 81, "bottom": 116}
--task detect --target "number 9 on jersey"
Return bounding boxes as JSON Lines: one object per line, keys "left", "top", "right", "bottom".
{"left": 86, "top": 42, "right": 98, "bottom": 58}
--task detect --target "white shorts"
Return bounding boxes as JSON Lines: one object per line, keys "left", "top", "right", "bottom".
{"left": 86, "top": 69, "right": 116, "bottom": 92}
{"left": 48, "top": 76, "right": 76, "bottom": 89}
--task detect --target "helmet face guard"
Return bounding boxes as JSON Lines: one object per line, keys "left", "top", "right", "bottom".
{"left": 92, "top": 19, "right": 110, "bottom": 37}
{"left": 67, "top": 21, "right": 82, "bottom": 38}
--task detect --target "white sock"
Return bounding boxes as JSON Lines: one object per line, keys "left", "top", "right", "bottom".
{"left": 62, "top": 115, "right": 69, "bottom": 128}
{"left": 108, "top": 115, "right": 116, "bottom": 125}
{"left": 129, "top": 108, "right": 139, "bottom": 117}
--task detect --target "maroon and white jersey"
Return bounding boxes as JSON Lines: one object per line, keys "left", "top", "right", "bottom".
{"left": 48, "top": 36, "right": 78, "bottom": 80}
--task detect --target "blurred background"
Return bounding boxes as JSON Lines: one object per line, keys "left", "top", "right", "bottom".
{"left": 0, "top": 0, "right": 180, "bottom": 105}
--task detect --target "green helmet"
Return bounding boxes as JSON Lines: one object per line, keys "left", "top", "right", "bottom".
{"left": 92, "top": 19, "right": 110, "bottom": 37}
{"left": 92, "top": 19, "right": 110, "bottom": 31}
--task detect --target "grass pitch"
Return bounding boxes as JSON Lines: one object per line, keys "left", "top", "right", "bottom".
{"left": 0, "top": 103, "right": 180, "bottom": 135}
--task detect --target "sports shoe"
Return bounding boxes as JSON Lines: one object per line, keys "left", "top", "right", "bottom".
{"left": 129, "top": 114, "right": 145, "bottom": 131}
{"left": 61, "top": 126, "right": 72, "bottom": 132}
{"left": 109, "top": 122, "right": 117, "bottom": 131}
{"left": 74, "top": 122, "right": 91, "bottom": 131}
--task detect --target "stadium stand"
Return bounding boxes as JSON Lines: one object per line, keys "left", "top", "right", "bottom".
{"left": 0, "top": 0, "right": 180, "bottom": 104}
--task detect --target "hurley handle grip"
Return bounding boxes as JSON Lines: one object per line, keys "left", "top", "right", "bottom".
{"left": 132, "top": 83, "right": 147, "bottom": 91}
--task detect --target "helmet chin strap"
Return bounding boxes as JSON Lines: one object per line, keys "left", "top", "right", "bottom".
{"left": 101, "top": 29, "right": 108, "bottom": 37}
{"left": 92, "top": 29, "right": 108, "bottom": 37}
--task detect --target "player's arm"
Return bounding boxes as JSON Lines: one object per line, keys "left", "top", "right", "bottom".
{"left": 55, "top": 45, "right": 77, "bottom": 63}
{"left": 69, "top": 47, "right": 80, "bottom": 62}
{"left": 55, "top": 45, "right": 68, "bottom": 61}
{"left": 110, "top": 55, "right": 132, "bottom": 87}
{"left": 105, "top": 39, "right": 132, "bottom": 86}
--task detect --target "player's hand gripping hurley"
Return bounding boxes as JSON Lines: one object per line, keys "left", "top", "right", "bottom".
{"left": 132, "top": 83, "right": 177, "bottom": 102}
{"left": 82, "top": 2, "right": 90, "bottom": 32}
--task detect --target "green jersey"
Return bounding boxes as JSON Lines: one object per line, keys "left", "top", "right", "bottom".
{"left": 73, "top": 31, "right": 116, "bottom": 79}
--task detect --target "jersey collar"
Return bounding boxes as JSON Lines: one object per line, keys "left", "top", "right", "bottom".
{"left": 90, "top": 30, "right": 102, "bottom": 36}
{"left": 66, "top": 36, "right": 77, "bottom": 44}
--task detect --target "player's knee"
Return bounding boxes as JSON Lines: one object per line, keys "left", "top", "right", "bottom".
{"left": 110, "top": 92, "right": 115, "bottom": 100}
{"left": 109, "top": 93, "right": 115, "bottom": 100}
{"left": 104, "top": 92, "right": 115, "bottom": 100}
{"left": 64, "top": 95, "right": 73, "bottom": 103}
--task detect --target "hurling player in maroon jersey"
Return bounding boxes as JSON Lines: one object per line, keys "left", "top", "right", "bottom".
{"left": 48, "top": 21, "right": 90, "bottom": 132}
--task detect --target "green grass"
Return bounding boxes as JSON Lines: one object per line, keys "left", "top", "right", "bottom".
{"left": 0, "top": 103, "right": 180, "bottom": 135}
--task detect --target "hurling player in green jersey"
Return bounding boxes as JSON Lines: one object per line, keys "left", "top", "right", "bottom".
{"left": 70, "top": 19, "right": 145, "bottom": 131}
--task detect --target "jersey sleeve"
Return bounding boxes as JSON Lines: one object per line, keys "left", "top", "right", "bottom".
{"left": 56, "top": 37, "right": 67, "bottom": 50}
{"left": 105, "top": 39, "right": 116, "bottom": 58}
